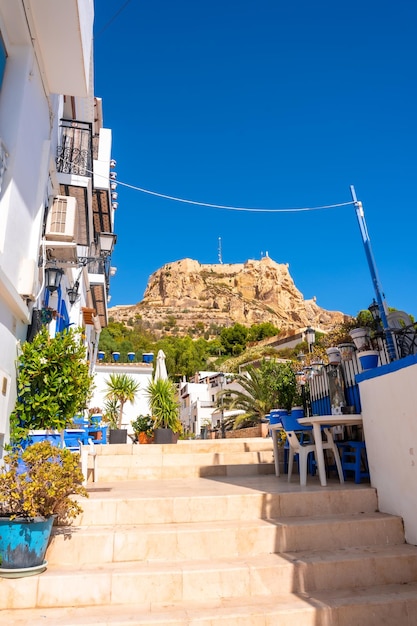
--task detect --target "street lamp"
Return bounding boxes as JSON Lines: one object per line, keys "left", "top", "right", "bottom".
{"left": 305, "top": 327, "right": 315, "bottom": 353}
{"left": 218, "top": 373, "right": 225, "bottom": 438}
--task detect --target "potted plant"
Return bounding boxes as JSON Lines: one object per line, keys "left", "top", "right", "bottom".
{"left": 10, "top": 328, "right": 94, "bottom": 446}
{"left": 0, "top": 441, "right": 87, "bottom": 576}
{"left": 146, "top": 378, "right": 182, "bottom": 444}
{"left": 356, "top": 338, "right": 380, "bottom": 371}
{"left": 131, "top": 415, "right": 155, "bottom": 444}
{"left": 104, "top": 373, "right": 140, "bottom": 444}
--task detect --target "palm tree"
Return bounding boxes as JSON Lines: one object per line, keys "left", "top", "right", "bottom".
{"left": 104, "top": 373, "right": 140, "bottom": 428}
{"left": 225, "top": 362, "right": 297, "bottom": 429}
{"left": 225, "top": 367, "right": 272, "bottom": 428}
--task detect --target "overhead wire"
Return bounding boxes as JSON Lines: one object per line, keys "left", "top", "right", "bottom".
{"left": 114, "top": 178, "right": 355, "bottom": 213}
{"left": 59, "top": 156, "right": 354, "bottom": 213}
{"left": 94, "top": 0, "right": 134, "bottom": 39}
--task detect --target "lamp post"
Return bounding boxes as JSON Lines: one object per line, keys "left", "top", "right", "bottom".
{"left": 350, "top": 185, "right": 396, "bottom": 362}
{"left": 218, "top": 373, "right": 225, "bottom": 438}
{"left": 295, "top": 370, "right": 308, "bottom": 416}
{"left": 305, "top": 326, "right": 315, "bottom": 353}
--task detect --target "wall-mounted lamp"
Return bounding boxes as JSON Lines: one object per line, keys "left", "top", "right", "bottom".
{"left": 45, "top": 266, "right": 64, "bottom": 293}
{"left": 110, "top": 266, "right": 117, "bottom": 277}
{"left": 98, "top": 232, "right": 117, "bottom": 256}
{"left": 67, "top": 280, "right": 79, "bottom": 305}
{"left": 112, "top": 202, "right": 118, "bottom": 210}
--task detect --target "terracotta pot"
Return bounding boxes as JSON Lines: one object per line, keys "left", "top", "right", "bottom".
{"left": 137, "top": 431, "right": 154, "bottom": 444}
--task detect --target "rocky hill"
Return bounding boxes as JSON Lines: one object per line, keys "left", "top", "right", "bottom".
{"left": 108, "top": 256, "right": 347, "bottom": 337}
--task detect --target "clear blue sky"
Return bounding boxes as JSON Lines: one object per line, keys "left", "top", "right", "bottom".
{"left": 94, "top": 0, "right": 417, "bottom": 319}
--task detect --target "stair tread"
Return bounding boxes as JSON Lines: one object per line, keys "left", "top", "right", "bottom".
{"left": 3, "top": 583, "right": 417, "bottom": 625}
{"left": 64, "top": 510, "right": 402, "bottom": 533}
{"left": 32, "top": 543, "right": 417, "bottom": 575}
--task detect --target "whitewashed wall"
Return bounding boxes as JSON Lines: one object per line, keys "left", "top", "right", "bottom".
{"left": 89, "top": 363, "right": 154, "bottom": 434}
{"left": 0, "top": 9, "right": 57, "bottom": 450}
{"left": 358, "top": 354, "right": 417, "bottom": 545}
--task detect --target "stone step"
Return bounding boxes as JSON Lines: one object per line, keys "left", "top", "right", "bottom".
{"left": 4, "top": 584, "right": 417, "bottom": 626}
{"left": 47, "top": 512, "right": 405, "bottom": 566}
{"left": 2, "top": 546, "right": 417, "bottom": 610}
{"left": 91, "top": 441, "right": 277, "bottom": 482}
{"left": 76, "top": 481, "right": 378, "bottom": 526}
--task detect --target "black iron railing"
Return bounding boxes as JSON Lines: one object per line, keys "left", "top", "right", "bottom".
{"left": 56, "top": 120, "right": 93, "bottom": 177}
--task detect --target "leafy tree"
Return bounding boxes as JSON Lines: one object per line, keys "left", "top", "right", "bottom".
{"left": 259, "top": 360, "right": 297, "bottom": 411}
{"left": 104, "top": 373, "right": 140, "bottom": 428}
{"left": 10, "top": 328, "right": 93, "bottom": 442}
{"left": 220, "top": 323, "right": 248, "bottom": 355}
{"left": 247, "top": 322, "right": 280, "bottom": 342}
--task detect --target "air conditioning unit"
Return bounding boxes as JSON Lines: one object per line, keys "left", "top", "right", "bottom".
{"left": 45, "top": 195, "right": 77, "bottom": 242}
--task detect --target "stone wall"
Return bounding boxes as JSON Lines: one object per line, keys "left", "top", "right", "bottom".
{"left": 225, "top": 423, "right": 269, "bottom": 439}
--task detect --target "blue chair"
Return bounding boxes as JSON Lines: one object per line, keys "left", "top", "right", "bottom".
{"left": 63, "top": 428, "right": 90, "bottom": 451}
{"left": 338, "top": 441, "right": 370, "bottom": 484}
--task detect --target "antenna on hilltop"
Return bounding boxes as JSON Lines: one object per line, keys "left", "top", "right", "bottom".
{"left": 218, "top": 236, "right": 223, "bottom": 264}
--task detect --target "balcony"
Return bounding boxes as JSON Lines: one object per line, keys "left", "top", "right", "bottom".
{"left": 56, "top": 120, "right": 93, "bottom": 177}
{"left": 24, "top": 0, "right": 93, "bottom": 97}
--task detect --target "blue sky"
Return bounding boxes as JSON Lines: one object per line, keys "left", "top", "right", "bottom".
{"left": 94, "top": 0, "right": 417, "bottom": 319}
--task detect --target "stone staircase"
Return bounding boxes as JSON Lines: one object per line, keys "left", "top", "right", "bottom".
{"left": 2, "top": 439, "right": 417, "bottom": 625}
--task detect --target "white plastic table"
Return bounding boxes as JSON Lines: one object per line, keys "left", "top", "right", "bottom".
{"left": 298, "top": 415, "right": 363, "bottom": 486}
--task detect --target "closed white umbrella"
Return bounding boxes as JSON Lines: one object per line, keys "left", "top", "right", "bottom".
{"left": 154, "top": 349, "right": 168, "bottom": 382}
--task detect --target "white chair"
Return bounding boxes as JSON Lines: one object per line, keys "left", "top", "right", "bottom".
{"left": 281, "top": 413, "right": 344, "bottom": 486}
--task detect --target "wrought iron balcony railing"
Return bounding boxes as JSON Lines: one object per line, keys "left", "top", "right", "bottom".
{"left": 56, "top": 119, "right": 93, "bottom": 177}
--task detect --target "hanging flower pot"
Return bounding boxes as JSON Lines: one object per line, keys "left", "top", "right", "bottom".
{"left": 326, "top": 347, "right": 341, "bottom": 365}
{"left": 337, "top": 342, "right": 356, "bottom": 361}
{"left": 358, "top": 350, "right": 379, "bottom": 371}
{"left": 349, "top": 328, "right": 371, "bottom": 351}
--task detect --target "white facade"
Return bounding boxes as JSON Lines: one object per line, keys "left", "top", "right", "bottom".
{"left": 179, "top": 372, "right": 243, "bottom": 435}
{"left": 89, "top": 364, "right": 154, "bottom": 435}
{"left": 0, "top": 1, "right": 116, "bottom": 456}
{"left": 357, "top": 355, "right": 417, "bottom": 545}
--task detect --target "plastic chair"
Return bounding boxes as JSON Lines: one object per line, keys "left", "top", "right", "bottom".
{"left": 338, "top": 441, "right": 370, "bottom": 484}
{"left": 281, "top": 413, "right": 344, "bottom": 486}
{"left": 280, "top": 413, "right": 316, "bottom": 486}
{"left": 62, "top": 429, "right": 96, "bottom": 485}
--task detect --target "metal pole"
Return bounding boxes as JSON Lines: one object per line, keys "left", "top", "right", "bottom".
{"left": 350, "top": 185, "right": 397, "bottom": 361}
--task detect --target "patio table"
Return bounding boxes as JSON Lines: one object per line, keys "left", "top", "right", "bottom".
{"left": 298, "top": 415, "right": 363, "bottom": 486}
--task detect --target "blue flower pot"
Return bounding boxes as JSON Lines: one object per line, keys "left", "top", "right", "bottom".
{"left": 358, "top": 350, "right": 379, "bottom": 371}
{"left": 0, "top": 516, "right": 54, "bottom": 569}
{"left": 269, "top": 409, "right": 288, "bottom": 425}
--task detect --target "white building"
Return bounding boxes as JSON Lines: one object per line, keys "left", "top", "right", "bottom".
{"left": 179, "top": 371, "right": 244, "bottom": 436}
{"left": 89, "top": 363, "right": 154, "bottom": 435}
{"left": 0, "top": 1, "right": 116, "bottom": 456}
